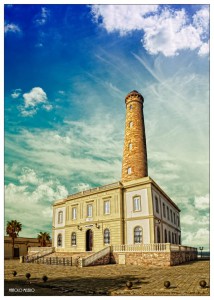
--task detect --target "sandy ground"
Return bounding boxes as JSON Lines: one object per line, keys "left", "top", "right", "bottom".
{"left": 4, "top": 259, "right": 210, "bottom": 296}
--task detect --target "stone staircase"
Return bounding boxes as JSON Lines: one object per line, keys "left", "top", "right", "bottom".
{"left": 79, "top": 246, "right": 111, "bottom": 267}
{"left": 24, "top": 246, "right": 111, "bottom": 267}
{"left": 25, "top": 247, "right": 55, "bottom": 262}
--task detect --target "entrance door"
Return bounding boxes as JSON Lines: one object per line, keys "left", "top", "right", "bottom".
{"left": 14, "top": 247, "right": 20, "bottom": 258}
{"left": 86, "top": 229, "right": 93, "bottom": 251}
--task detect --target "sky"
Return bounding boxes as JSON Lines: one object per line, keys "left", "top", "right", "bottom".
{"left": 4, "top": 2, "right": 210, "bottom": 250}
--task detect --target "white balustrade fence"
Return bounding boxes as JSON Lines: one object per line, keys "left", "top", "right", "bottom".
{"left": 112, "top": 243, "right": 197, "bottom": 253}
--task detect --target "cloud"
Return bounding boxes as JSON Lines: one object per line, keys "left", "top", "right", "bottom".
{"left": 11, "top": 89, "right": 22, "bottom": 99}
{"left": 90, "top": 5, "right": 209, "bottom": 57}
{"left": 182, "top": 228, "right": 209, "bottom": 249}
{"left": 4, "top": 23, "right": 21, "bottom": 34}
{"left": 23, "top": 87, "right": 47, "bottom": 107}
{"left": 42, "top": 104, "right": 53, "bottom": 111}
{"left": 193, "top": 7, "right": 209, "bottom": 35}
{"left": 91, "top": 5, "right": 159, "bottom": 35}
{"left": 198, "top": 41, "right": 209, "bottom": 56}
{"left": 19, "top": 167, "right": 41, "bottom": 185}
{"left": 76, "top": 183, "right": 91, "bottom": 192}
{"left": 58, "top": 90, "right": 65, "bottom": 95}
{"left": 5, "top": 168, "right": 68, "bottom": 236}
{"left": 5, "top": 112, "right": 123, "bottom": 190}
{"left": 17, "top": 87, "right": 52, "bottom": 117}
{"left": 194, "top": 194, "right": 209, "bottom": 210}
{"left": 34, "top": 7, "right": 49, "bottom": 25}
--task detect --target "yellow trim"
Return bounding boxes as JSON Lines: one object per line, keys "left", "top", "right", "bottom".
{"left": 147, "top": 186, "right": 155, "bottom": 243}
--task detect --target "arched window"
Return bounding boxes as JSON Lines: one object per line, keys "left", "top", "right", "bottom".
{"left": 127, "top": 167, "right": 132, "bottom": 174}
{"left": 164, "top": 229, "right": 167, "bottom": 243}
{"left": 134, "top": 226, "right": 142, "bottom": 243}
{"left": 157, "top": 226, "right": 161, "bottom": 243}
{"left": 129, "top": 121, "right": 133, "bottom": 128}
{"left": 168, "top": 231, "right": 171, "bottom": 243}
{"left": 178, "top": 235, "right": 181, "bottom": 245}
{"left": 104, "top": 228, "right": 110, "bottom": 244}
{"left": 57, "top": 233, "right": 62, "bottom": 247}
{"left": 58, "top": 211, "right": 63, "bottom": 224}
{"left": 174, "top": 233, "right": 177, "bottom": 244}
{"left": 128, "top": 143, "right": 132, "bottom": 150}
{"left": 172, "top": 232, "right": 174, "bottom": 244}
{"left": 71, "top": 232, "right": 76, "bottom": 246}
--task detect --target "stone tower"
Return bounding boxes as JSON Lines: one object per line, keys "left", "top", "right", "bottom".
{"left": 121, "top": 90, "right": 148, "bottom": 182}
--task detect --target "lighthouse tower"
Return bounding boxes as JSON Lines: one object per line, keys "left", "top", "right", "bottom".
{"left": 121, "top": 90, "right": 148, "bottom": 182}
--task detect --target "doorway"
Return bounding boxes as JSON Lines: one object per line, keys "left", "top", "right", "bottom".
{"left": 14, "top": 247, "right": 20, "bottom": 258}
{"left": 86, "top": 229, "right": 93, "bottom": 251}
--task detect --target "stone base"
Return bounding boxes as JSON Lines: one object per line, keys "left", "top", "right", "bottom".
{"left": 111, "top": 250, "right": 197, "bottom": 267}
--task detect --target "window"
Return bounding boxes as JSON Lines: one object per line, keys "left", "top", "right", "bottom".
{"left": 130, "top": 104, "right": 132, "bottom": 110}
{"left": 174, "top": 233, "right": 177, "bottom": 244}
{"left": 167, "top": 206, "right": 169, "bottom": 220}
{"left": 104, "top": 228, "right": 110, "bottom": 244}
{"left": 57, "top": 234, "right": 62, "bottom": 247}
{"left": 71, "top": 232, "right": 76, "bottom": 246}
{"left": 58, "top": 211, "right": 63, "bottom": 224}
{"left": 177, "top": 216, "right": 180, "bottom": 227}
{"left": 72, "top": 207, "right": 77, "bottom": 220}
{"left": 133, "top": 196, "right": 141, "bottom": 211}
{"left": 155, "top": 196, "right": 159, "bottom": 213}
{"left": 173, "top": 212, "right": 176, "bottom": 224}
{"left": 87, "top": 204, "right": 93, "bottom": 217}
{"left": 104, "top": 200, "right": 110, "bottom": 215}
{"left": 127, "top": 167, "right": 132, "bottom": 174}
{"left": 164, "top": 229, "right": 167, "bottom": 243}
{"left": 163, "top": 203, "right": 166, "bottom": 218}
{"left": 168, "top": 231, "right": 171, "bottom": 243}
{"left": 129, "top": 121, "right": 133, "bottom": 128}
{"left": 134, "top": 226, "right": 142, "bottom": 243}
{"left": 157, "top": 226, "right": 161, "bottom": 243}
{"left": 128, "top": 143, "right": 132, "bottom": 150}
{"left": 172, "top": 232, "right": 174, "bottom": 244}
{"left": 170, "top": 209, "right": 173, "bottom": 222}
{"left": 178, "top": 235, "right": 181, "bottom": 245}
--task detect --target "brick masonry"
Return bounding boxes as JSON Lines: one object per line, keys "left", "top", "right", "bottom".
{"left": 122, "top": 90, "right": 148, "bottom": 182}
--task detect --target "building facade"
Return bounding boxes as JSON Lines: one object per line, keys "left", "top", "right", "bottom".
{"left": 52, "top": 91, "right": 181, "bottom": 253}
{"left": 4, "top": 236, "right": 52, "bottom": 259}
